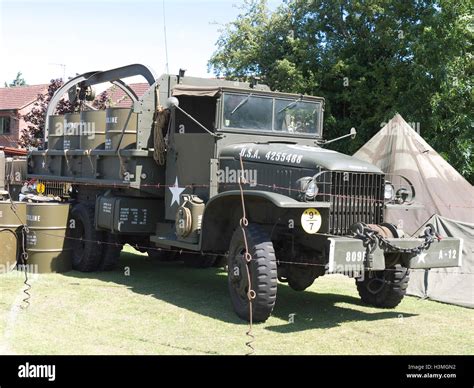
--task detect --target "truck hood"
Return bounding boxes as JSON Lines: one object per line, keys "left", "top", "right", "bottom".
{"left": 219, "top": 143, "right": 382, "bottom": 173}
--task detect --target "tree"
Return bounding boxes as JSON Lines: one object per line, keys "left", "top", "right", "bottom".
{"left": 5, "top": 72, "right": 27, "bottom": 87}
{"left": 92, "top": 89, "right": 111, "bottom": 110}
{"left": 209, "top": 0, "right": 473, "bottom": 183}
{"left": 20, "top": 79, "right": 78, "bottom": 149}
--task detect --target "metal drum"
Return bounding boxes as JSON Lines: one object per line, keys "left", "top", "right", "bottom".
{"left": 80, "top": 110, "right": 107, "bottom": 150}
{"left": 48, "top": 114, "right": 65, "bottom": 150}
{"left": 0, "top": 201, "right": 26, "bottom": 269}
{"left": 105, "top": 108, "right": 138, "bottom": 150}
{"left": 26, "top": 203, "right": 72, "bottom": 273}
{"left": 63, "top": 113, "right": 81, "bottom": 150}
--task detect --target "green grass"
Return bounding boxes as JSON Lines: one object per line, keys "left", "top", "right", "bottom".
{"left": 0, "top": 246, "right": 472, "bottom": 355}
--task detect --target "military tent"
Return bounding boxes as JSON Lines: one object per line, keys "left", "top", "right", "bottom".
{"left": 353, "top": 114, "right": 473, "bottom": 308}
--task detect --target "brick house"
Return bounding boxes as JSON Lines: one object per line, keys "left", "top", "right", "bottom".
{"left": 0, "top": 83, "right": 149, "bottom": 148}
{"left": 0, "top": 84, "right": 48, "bottom": 148}
{"left": 99, "top": 83, "right": 149, "bottom": 107}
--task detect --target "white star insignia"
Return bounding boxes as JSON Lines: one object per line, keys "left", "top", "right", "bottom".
{"left": 169, "top": 177, "right": 185, "bottom": 207}
{"left": 417, "top": 252, "right": 427, "bottom": 264}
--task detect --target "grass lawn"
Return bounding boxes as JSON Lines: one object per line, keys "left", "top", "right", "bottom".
{"left": 0, "top": 246, "right": 472, "bottom": 355}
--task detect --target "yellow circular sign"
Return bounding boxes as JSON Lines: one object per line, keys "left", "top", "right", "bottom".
{"left": 36, "top": 183, "right": 45, "bottom": 194}
{"left": 301, "top": 208, "right": 322, "bottom": 234}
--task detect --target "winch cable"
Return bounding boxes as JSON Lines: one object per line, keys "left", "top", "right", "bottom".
{"left": 238, "top": 154, "right": 256, "bottom": 355}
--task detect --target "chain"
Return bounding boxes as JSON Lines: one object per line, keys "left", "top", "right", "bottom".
{"left": 380, "top": 223, "right": 440, "bottom": 255}
{"left": 354, "top": 223, "right": 441, "bottom": 263}
{"left": 238, "top": 154, "right": 255, "bottom": 355}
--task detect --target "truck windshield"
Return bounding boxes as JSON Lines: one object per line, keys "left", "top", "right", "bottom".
{"left": 222, "top": 93, "right": 321, "bottom": 136}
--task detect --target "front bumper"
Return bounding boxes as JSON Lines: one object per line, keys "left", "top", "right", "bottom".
{"left": 327, "top": 236, "right": 463, "bottom": 272}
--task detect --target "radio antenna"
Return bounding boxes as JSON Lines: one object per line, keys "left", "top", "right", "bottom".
{"left": 162, "top": 0, "right": 170, "bottom": 74}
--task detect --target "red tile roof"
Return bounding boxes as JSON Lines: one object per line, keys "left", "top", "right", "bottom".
{"left": 0, "top": 146, "right": 27, "bottom": 156}
{"left": 0, "top": 84, "right": 48, "bottom": 110}
{"left": 100, "top": 83, "right": 150, "bottom": 108}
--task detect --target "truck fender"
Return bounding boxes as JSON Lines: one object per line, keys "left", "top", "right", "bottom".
{"left": 200, "top": 190, "right": 329, "bottom": 252}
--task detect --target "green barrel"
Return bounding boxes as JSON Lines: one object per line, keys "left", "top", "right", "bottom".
{"left": 105, "top": 107, "right": 138, "bottom": 150}
{"left": 0, "top": 229, "right": 18, "bottom": 271}
{"left": 0, "top": 201, "right": 26, "bottom": 269}
{"left": 48, "top": 114, "right": 66, "bottom": 150}
{"left": 80, "top": 110, "right": 106, "bottom": 150}
{"left": 25, "top": 203, "right": 72, "bottom": 273}
{"left": 63, "top": 113, "right": 81, "bottom": 150}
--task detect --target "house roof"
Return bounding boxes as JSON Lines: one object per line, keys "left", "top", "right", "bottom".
{"left": 0, "top": 84, "right": 48, "bottom": 110}
{"left": 0, "top": 146, "right": 27, "bottom": 156}
{"left": 100, "top": 83, "right": 150, "bottom": 108}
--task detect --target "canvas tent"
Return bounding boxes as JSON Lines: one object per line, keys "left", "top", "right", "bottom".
{"left": 353, "top": 114, "right": 474, "bottom": 308}
{"left": 405, "top": 215, "right": 473, "bottom": 308}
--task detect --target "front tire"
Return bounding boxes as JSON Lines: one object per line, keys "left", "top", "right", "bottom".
{"left": 227, "top": 224, "right": 277, "bottom": 322}
{"left": 356, "top": 264, "right": 409, "bottom": 308}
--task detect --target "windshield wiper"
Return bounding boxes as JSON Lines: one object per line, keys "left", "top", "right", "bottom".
{"left": 231, "top": 94, "right": 252, "bottom": 115}
{"left": 277, "top": 96, "right": 303, "bottom": 113}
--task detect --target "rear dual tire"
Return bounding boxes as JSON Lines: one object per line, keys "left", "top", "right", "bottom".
{"left": 70, "top": 203, "right": 122, "bottom": 272}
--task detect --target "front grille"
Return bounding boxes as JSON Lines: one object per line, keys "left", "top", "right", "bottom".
{"left": 41, "top": 181, "right": 71, "bottom": 197}
{"left": 316, "top": 171, "right": 384, "bottom": 235}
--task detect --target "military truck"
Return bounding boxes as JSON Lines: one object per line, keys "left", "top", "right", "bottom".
{"left": 27, "top": 64, "right": 463, "bottom": 322}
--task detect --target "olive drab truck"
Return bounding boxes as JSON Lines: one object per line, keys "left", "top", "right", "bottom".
{"left": 26, "top": 64, "right": 463, "bottom": 322}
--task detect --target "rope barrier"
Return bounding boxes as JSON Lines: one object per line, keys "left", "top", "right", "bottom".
{"left": 17, "top": 177, "right": 474, "bottom": 208}
{"left": 4, "top": 187, "right": 32, "bottom": 309}
{"left": 237, "top": 154, "right": 255, "bottom": 355}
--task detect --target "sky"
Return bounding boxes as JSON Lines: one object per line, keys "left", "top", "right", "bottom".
{"left": 0, "top": 0, "right": 281, "bottom": 87}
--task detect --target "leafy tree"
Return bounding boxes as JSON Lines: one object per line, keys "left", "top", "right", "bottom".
{"left": 20, "top": 79, "right": 78, "bottom": 149}
{"left": 209, "top": 0, "right": 473, "bottom": 183}
{"left": 92, "top": 90, "right": 111, "bottom": 110}
{"left": 5, "top": 72, "right": 27, "bottom": 87}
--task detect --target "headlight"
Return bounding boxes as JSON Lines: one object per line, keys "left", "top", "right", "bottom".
{"left": 305, "top": 180, "right": 319, "bottom": 200}
{"left": 384, "top": 182, "right": 395, "bottom": 201}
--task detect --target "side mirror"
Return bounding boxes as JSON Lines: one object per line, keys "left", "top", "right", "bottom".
{"left": 166, "top": 97, "right": 179, "bottom": 109}
{"left": 319, "top": 127, "right": 357, "bottom": 145}
{"left": 350, "top": 127, "right": 357, "bottom": 139}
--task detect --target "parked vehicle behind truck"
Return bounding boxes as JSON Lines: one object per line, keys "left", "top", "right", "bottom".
{"left": 26, "top": 64, "right": 462, "bottom": 322}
